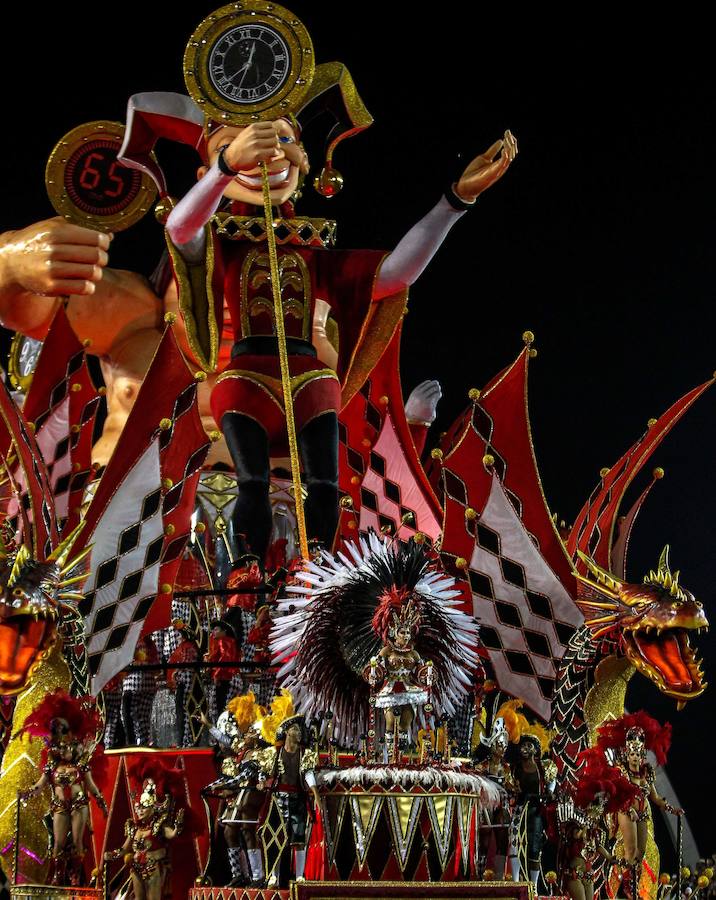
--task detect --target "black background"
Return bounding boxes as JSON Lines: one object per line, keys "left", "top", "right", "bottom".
{"left": 1, "top": 5, "right": 714, "bottom": 858}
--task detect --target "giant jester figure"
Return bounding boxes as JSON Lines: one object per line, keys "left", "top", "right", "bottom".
{"left": 117, "top": 1, "right": 517, "bottom": 563}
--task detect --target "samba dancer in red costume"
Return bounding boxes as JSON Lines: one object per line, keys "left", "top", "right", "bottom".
{"left": 596, "top": 711, "right": 683, "bottom": 898}
{"left": 20, "top": 690, "right": 107, "bottom": 886}
{"left": 556, "top": 747, "right": 638, "bottom": 900}
{"left": 104, "top": 759, "right": 186, "bottom": 900}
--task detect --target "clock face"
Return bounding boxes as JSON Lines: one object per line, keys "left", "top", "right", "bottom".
{"left": 184, "top": 2, "right": 315, "bottom": 125}
{"left": 209, "top": 24, "right": 291, "bottom": 105}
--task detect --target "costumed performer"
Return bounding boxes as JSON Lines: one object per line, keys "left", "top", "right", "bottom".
{"left": 505, "top": 711, "right": 554, "bottom": 888}
{"left": 474, "top": 702, "right": 519, "bottom": 879}
{"left": 200, "top": 691, "right": 272, "bottom": 887}
{"left": 555, "top": 747, "right": 637, "bottom": 900}
{"left": 596, "top": 711, "right": 683, "bottom": 899}
{"left": 259, "top": 707, "right": 319, "bottom": 887}
{"left": 121, "top": 634, "right": 159, "bottom": 746}
{"left": 19, "top": 690, "right": 107, "bottom": 886}
{"left": 205, "top": 618, "right": 243, "bottom": 719}
{"left": 366, "top": 588, "right": 432, "bottom": 756}
{"left": 104, "top": 758, "right": 186, "bottom": 900}
{"left": 271, "top": 530, "right": 479, "bottom": 748}
{"left": 167, "top": 617, "right": 201, "bottom": 748}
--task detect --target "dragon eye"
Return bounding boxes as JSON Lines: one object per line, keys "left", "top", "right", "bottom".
{"left": 12, "top": 587, "right": 23, "bottom": 598}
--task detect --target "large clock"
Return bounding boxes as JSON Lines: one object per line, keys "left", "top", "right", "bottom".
{"left": 184, "top": 1, "right": 315, "bottom": 124}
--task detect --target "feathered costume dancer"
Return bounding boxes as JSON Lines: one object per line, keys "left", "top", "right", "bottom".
{"left": 19, "top": 690, "right": 107, "bottom": 886}
{"left": 595, "top": 711, "right": 681, "bottom": 900}
{"left": 556, "top": 747, "right": 640, "bottom": 900}
{"left": 271, "top": 532, "right": 479, "bottom": 746}
{"left": 105, "top": 757, "right": 188, "bottom": 900}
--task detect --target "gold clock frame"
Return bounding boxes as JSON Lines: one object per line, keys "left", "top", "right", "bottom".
{"left": 183, "top": 1, "right": 315, "bottom": 125}
{"left": 45, "top": 120, "right": 157, "bottom": 233}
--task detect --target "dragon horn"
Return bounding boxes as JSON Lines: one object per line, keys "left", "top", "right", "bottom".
{"left": 60, "top": 545, "right": 92, "bottom": 578}
{"left": 574, "top": 573, "right": 619, "bottom": 602}
{"left": 657, "top": 545, "right": 670, "bottom": 574}
{"left": 576, "top": 550, "right": 625, "bottom": 595}
{"left": 7, "top": 544, "right": 31, "bottom": 588}
{"left": 644, "top": 545, "right": 685, "bottom": 600}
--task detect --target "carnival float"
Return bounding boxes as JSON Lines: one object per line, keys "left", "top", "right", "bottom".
{"left": 0, "top": 4, "right": 711, "bottom": 900}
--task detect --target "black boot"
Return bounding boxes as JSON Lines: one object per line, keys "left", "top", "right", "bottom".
{"left": 222, "top": 413, "right": 272, "bottom": 563}
{"left": 298, "top": 412, "right": 339, "bottom": 551}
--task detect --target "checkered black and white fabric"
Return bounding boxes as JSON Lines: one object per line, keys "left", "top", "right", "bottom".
{"left": 152, "top": 599, "right": 194, "bottom": 661}
{"left": 122, "top": 681, "right": 155, "bottom": 746}
{"left": 457, "top": 473, "right": 582, "bottom": 723}
{"left": 33, "top": 396, "right": 73, "bottom": 520}
{"left": 103, "top": 690, "right": 123, "bottom": 749}
{"left": 82, "top": 440, "right": 165, "bottom": 693}
{"left": 355, "top": 413, "right": 441, "bottom": 541}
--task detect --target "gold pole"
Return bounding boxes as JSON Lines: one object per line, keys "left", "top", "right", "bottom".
{"left": 259, "top": 163, "right": 309, "bottom": 560}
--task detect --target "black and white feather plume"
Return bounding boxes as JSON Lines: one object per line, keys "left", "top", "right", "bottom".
{"left": 271, "top": 532, "right": 480, "bottom": 745}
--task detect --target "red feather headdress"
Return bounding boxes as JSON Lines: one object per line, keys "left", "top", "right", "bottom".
{"left": 596, "top": 710, "right": 672, "bottom": 766}
{"left": 572, "top": 747, "right": 641, "bottom": 813}
{"left": 20, "top": 689, "right": 101, "bottom": 745}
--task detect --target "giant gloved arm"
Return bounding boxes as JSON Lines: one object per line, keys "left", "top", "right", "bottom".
{"left": 165, "top": 163, "right": 232, "bottom": 263}
{"left": 405, "top": 379, "right": 442, "bottom": 456}
{"left": 373, "top": 130, "right": 517, "bottom": 300}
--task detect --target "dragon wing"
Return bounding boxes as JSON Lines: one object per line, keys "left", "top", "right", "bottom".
{"left": 567, "top": 377, "right": 713, "bottom": 575}
{"left": 437, "top": 344, "right": 581, "bottom": 723}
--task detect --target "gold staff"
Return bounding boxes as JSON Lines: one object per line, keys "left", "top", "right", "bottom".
{"left": 259, "top": 162, "right": 309, "bottom": 561}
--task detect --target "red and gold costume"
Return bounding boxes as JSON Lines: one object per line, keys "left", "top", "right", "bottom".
{"left": 124, "top": 814, "right": 173, "bottom": 882}
{"left": 168, "top": 217, "right": 400, "bottom": 449}
{"left": 20, "top": 690, "right": 106, "bottom": 887}
{"left": 105, "top": 759, "right": 186, "bottom": 900}
{"left": 47, "top": 762, "right": 91, "bottom": 814}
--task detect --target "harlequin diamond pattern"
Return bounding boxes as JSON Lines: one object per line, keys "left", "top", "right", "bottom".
{"left": 462, "top": 473, "right": 582, "bottom": 723}
{"left": 86, "top": 441, "right": 165, "bottom": 690}
{"left": 32, "top": 396, "right": 73, "bottom": 521}
{"left": 356, "top": 417, "right": 422, "bottom": 539}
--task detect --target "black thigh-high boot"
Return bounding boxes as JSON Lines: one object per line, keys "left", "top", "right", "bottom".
{"left": 298, "top": 412, "right": 339, "bottom": 551}
{"left": 221, "top": 413, "right": 272, "bottom": 563}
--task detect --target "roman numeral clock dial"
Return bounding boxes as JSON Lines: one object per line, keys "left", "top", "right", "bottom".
{"left": 184, "top": 2, "right": 315, "bottom": 125}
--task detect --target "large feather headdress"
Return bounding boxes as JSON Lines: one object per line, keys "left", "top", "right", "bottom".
{"left": 271, "top": 532, "right": 479, "bottom": 744}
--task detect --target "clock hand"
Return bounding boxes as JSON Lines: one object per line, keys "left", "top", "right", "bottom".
{"left": 231, "top": 60, "right": 252, "bottom": 84}
{"left": 236, "top": 42, "right": 256, "bottom": 89}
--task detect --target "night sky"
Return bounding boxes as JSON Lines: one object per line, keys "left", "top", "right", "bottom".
{"left": 1, "top": 6, "right": 714, "bottom": 857}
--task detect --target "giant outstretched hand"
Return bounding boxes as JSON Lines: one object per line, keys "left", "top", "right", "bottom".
{"left": 454, "top": 130, "right": 518, "bottom": 203}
